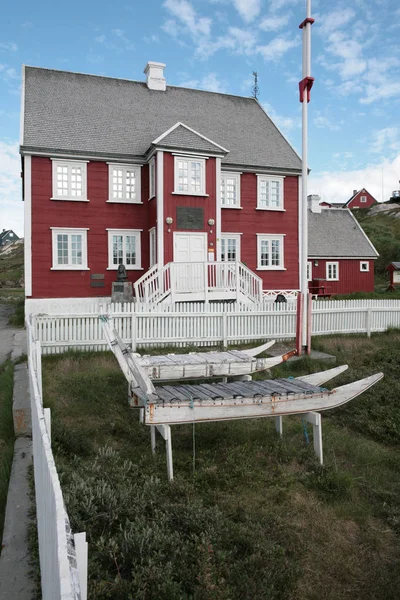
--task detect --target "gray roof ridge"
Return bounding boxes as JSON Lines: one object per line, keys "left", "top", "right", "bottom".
{"left": 23, "top": 64, "right": 260, "bottom": 102}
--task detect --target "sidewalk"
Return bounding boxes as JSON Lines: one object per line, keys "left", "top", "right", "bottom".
{"left": 0, "top": 305, "right": 34, "bottom": 600}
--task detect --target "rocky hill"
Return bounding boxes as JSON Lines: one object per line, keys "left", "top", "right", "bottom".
{"left": 0, "top": 240, "right": 24, "bottom": 299}
{"left": 353, "top": 208, "right": 400, "bottom": 276}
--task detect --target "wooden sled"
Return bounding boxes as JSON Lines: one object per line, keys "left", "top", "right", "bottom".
{"left": 100, "top": 314, "right": 296, "bottom": 381}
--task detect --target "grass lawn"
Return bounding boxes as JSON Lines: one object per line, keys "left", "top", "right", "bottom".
{"left": 42, "top": 332, "right": 400, "bottom": 600}
{"left": 0, "top": 361, "right": 15, "bottom": 545}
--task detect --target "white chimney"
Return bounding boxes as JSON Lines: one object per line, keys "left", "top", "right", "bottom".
{"left": 308, "top": 194, "right": 322, "bottom": 213}
{"left": 144, "top": 61, "right": 166, "bottom": 91}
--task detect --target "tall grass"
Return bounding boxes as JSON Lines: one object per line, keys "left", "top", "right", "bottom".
{"left": 0, "top": 361, "right": 15, "bottom": 545}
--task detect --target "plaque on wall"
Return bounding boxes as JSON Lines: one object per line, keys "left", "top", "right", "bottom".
{"left": 176, "top": 207, "right": 204, "bottom": 230}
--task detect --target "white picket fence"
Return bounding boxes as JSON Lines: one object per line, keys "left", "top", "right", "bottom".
{"left": 27, "top": 321, "right": 87, "bottom": 600}
{"left": 31, "top": 299, "right": 400, "bottom": 354}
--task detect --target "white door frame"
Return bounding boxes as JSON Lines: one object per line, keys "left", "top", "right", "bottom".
{"left": 173, "top": 232, "right": 207, "bottom": 262}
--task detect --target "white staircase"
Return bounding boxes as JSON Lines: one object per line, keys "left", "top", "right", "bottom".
{"left": 134, "top": 261, "right": 262, "bottom": 305}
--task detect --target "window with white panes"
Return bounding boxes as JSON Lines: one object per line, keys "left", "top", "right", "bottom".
{"left": 326, "top": 262, "right": 339, "bottom": 280}
{"left": 149, "top": 158, "right": 156, "bottom": 199}
{"left": 257, "top": 176, "right": 284, "bottom": 210}
{"left": 107, "top": 229, "right": 142, "bottom": 270}
{"left": 174, "top": 157, "right": 205, "bottom": 195}
{"left": 51, "top": 160, "right": 88, "bottom": 201}
{"left": 307, "top": 261, "right": 312, "bottom": 281}
{"left": 51, "top": 228, "right": 88, "bottom": 270}
{"left": 108, "top": 164, "right": 142, "bottom": 203}
{"left": 256, "top": 234, "right": 285, "bottom": 270}
{"left": 221, "top": 235, "right": 241, "bottom": 262}
{"left": 221, "top": 172, "right": 240, "bottom": 207}
{"left": 360, "top": 261, "right": 369, "bottom": 272}
{"left": 360, "top": 195, "right": 367, "bottom": 203}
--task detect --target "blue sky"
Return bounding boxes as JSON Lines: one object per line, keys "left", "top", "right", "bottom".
{"left": 1, "top": 0, "right": 400, "bottom": 235}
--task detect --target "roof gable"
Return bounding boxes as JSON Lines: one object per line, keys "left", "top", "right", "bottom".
{"left": 344, "top": 188, "right": 377, "bottom": 207}
{"left": 21, "top": 66, "right": 302, "bottom": 171}
{"left": 308, "top": 209, "right": 378, "bottom": 258}
{"left": 152, "top": 122, "right": 229, "bottom": 154}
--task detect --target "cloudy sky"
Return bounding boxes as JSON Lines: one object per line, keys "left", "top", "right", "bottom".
{"left": 1, "top": 0, "right": 400, "bottom": 235}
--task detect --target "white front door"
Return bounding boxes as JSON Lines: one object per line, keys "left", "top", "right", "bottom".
{"left": 173, "top": 233, "right": 207, "bottom": 293}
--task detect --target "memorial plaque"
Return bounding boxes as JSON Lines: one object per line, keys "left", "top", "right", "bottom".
{"left": 176, "top": 207, "right": 204, "bottom": 230}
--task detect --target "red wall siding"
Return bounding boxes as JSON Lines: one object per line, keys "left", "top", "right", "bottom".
{"left": 347, "top": 189, "right": 377, "bottom": 209}
{"left": 163, "top": 153, "right": 217, "bottom": 263}
{"left": 308, "top": 259, "right": 375, "bottom": 294}
{"left": 221, "top": 174, "right": 299, "bottom": 289}
{"left": 30, "top": 157, "right": 150, "bottom": 298}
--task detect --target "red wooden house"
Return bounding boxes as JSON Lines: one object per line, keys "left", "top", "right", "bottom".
{"left": 344, "top": 188, "right": 377, "bottom": 209}
{"left": 307, "top": 196, "right": 378, "bottom": 295}
{"left": 21, "top": 62, "right": 306, "bottom": 314}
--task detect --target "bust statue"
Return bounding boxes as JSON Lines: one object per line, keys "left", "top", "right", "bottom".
{"left": 116, "top": 264, "right": 128, "bottom": 282}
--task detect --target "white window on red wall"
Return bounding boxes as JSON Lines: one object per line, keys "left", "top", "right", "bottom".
{"left": 174, "top": 156, "right": 206, "bottom": 195}
{"left": 107, "top": 229, "right": 142, "bottom": 270}
{"left": 51, "top": 228, "right": 89, "bottom": 270}
{"left": 307, "top": 261, "right": 312, "bottom": 281}
{"left": 221, "top": 234, "right": 241, "bottom": 262}
{"left": 149, "top": 157, "right": 156, "bottom": 199}
{"left": 360, "top": 195, "right": 367, "bottom": 203}
{"left": 221, "top": 172, "right": 241, "bottom": 207}
{"left": 326, "top": 261, "right": 339, "bottom": 280}
{"left": 256, "top": 175, "right": 284, "bottom": 210}
{"left": 256, "top": 234, "right": 285, "bottom": 270}
{"left": 51, "top": 159, "right": 88, "bottom": 201}
{"left": 108, "top": 164, "right": 142, "bottom": 203}
{"left": 149, "top": 227, "right": 156, "bottom": 267}
{"left": 360, "top": 261, "right": 369, "bottom": 271}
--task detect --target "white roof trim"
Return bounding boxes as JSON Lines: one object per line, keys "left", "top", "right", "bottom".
{"left": 152, "top": 121, "right": 230, "bottom": 153}
{"left": 347, "top": 209, "right": 379, "bottom": 257}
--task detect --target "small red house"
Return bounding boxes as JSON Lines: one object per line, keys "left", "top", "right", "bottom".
{"left": 307, "top": 196, "right": 378, "bottom": 295}
{"left": 344, "top": 188, "right": 377, "bottom": 209}
{"left": 21, "top": 62, "right": 304, "bottom": 314}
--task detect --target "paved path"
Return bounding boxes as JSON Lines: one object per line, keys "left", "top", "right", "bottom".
{"left": 0, "top": 304, "right": 20, "bottom": 364}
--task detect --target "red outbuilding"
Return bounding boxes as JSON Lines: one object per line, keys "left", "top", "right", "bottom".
{"left": 344, "top": 188, "right": 378, "bottom": 210}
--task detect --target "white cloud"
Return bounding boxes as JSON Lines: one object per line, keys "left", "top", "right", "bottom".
{"left": 179, "top": 72, "right": 227, "bottom": 93}
{"left": 94, "top": 28, "right": 134, "bottom": 51}
{"left": 0, "top": 140, "right": 23, "bottom": 237}
{"left": 309, "top": 154, "right": 400, "bottom": 205}
{"left": 317, "top": 8, "right": 356, "bottom": 35}
{"left": 370, "top": 128, "right": 400, "bottom": 155}
{"left": 233, "top": 0, "right": 261, "bottom": 23}
{"left": 257, "top": 36, "right": 299, "bottom": 61}
{"left": 313, "top": 115, "right": 341, "bottom": 131}
{"left": 0, "top": 42, "right": 18, "bottom": 52}
{"left": 262, "top": 101, "right": 300, "bottom": 135}
{"left": 163, "top": 0, "right": 212, "bottom": 37}
{"left": 259, "top": 14, "right": 291, "bottom": 32}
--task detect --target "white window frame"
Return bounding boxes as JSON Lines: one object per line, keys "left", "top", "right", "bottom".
{"left": 221, "top": 172, "right": 241, "bottom": 208}
{"left": 256, "top": 175, "right": 284, "bottom": 211}
{"left": 360, "top": 261, "right": 369, "bottom": 272}
{"left": 50, "top": 227, "right": 89, "bottom": 270}
{"left": 326, "top": 261, "right": 339, "bottom": 281}
{"left": 173, "top": 156, "right": 206, "bottom": 196}
{"left": 51, "top": 159, "right": 88, "bottom": 202}
{"left": 221, "top": 234, "right": 241, "bottom": 262}
{"left": 360, "top": 195, "right": 367, "bottom": 203}
{"left": 307, "top": 261, "right": 312, "bottom": 281}
{"left": 149, "top": 157, "right": 156, "bottom": 200}
{"left": 149, "top": 227, "right": 156, "bottom": 267}
{"left": 107, "top": 163, "right": 142, "bottom": 204}
{"left": 256, "top": 234, "right": 285, "bottom": 270}
{"left": 107, "top": 229, "right": 142, "bottom": 270}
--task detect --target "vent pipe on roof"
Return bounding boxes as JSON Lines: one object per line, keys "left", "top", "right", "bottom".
{"left": 308, "top": 194, "right": 322, "bottom": 213}
{"left": 144, "top": 61, "right": 166, "bottom": 91}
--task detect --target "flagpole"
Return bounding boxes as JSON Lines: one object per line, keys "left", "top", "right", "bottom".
{"left": 299, "top": 0, "right": 314, "bottom": 353}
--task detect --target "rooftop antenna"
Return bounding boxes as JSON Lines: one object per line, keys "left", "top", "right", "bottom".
{"left": 297, "top": 0, "right": 315, "bottom": 356}
{"left": 252, "top": 71, "right": 259, "bottom": 99}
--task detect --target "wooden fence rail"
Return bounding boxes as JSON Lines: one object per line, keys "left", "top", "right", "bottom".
{"left": 31, "top": 299, "right": 400, "bottom": 354}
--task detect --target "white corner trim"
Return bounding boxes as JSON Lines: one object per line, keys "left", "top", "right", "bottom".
{"left": 157, "top": 150, "right": 164, "bottom": 267}
{"left": 24, "top": 155, "right": 32, "bottom": 297}
{"left": 216, "top": 157, "right": 221, "bottom": 261}
{"left": 20, "top": 65, "right": 26, "bottom": 146}
{"left": 152, "top": 121, "right": 229, "bottom": 154}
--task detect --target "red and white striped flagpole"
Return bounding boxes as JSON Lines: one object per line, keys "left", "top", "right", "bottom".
{"left": 297, "top": 0, "right": 314, "bottom": 355}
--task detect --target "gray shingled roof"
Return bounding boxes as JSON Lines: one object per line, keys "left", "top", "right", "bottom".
{"left": 308, "top": 209, "right": 378, "bottom": 258}
{"left": 21, "top": 67, "right": 302, "bottom": 171}
{"left": 155, "top": 124, "right": 227, "bottom": 154}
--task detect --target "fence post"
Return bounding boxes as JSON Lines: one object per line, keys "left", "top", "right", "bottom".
{"left": 222, "top": 313, "right": 228, "bottom": 348}
{"left": 74, "top": 532, "right": 88, "bottom": 600}
{"left": 366, "top": 307, "right": 372, "bottom": 338}
{"left": 131, "top": 310, "right": 137, "bottom": 351}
